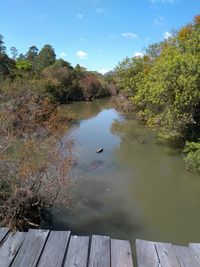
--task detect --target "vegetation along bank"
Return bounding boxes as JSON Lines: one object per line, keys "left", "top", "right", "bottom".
{"left": 113, "top": 15, "right": 200, "bottom": 175}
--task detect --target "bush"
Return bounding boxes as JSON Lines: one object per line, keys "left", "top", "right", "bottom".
{"left": 79, "top": 74, "right": 110, "bottom": 100}
{"left": 0, "top": 82, "right": 74, "bottom": 230}
{"left": 0, "top": 136, "right": 73, "bottom": 231}
{"left": 184, "top": 142, "right": 200, "bottom": 175}
{"left": 42, "top": 64, "right": 75, "bottom": 103}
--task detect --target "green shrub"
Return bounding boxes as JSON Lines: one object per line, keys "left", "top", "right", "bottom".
{"left": 184, "top": 142, "right": 200, "bottom": 174}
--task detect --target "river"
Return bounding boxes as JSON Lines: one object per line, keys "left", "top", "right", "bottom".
{"left": 48, "top": 98, "right": 200, "bottom": 246}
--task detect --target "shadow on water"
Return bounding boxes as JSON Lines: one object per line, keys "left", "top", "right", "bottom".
{"left": 47, "top": 178, "right": 143, "bottom": 242}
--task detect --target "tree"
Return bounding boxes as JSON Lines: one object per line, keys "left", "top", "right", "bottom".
{"left": 0, "top": 54, "right": 14, "bottom": 78}
{"left": 18, "top": 53, "right": 26, "bottom": 60}
{"left": 79, "top": 74, "right": 103, "bottom": 100}
{"left": 73, "top": 64, "right": 85, "bottom": 79}
{"left": 0, "top": 34, "right": 6, "bottom": 54}
{"left": 0, "top": 35, "right": 14, "bottom": 78}
{"left": 26, "top": 46, "right": 39, "bottom": 62}
{"left": 36, "top": 44, "right": 56, "bottom": 69}
{"left": 10, "top": 46, "right": 18, "bottom": 60}
{"left": 194, "top": 15, "right": 200, "bottom": 25}
{"left": 42, "top": 63, "right": 74, "bottom": 103}
{"left": 115, "top": 56, "right": 148, "bottom": 97}
{"left": 53, "top": 58, "right": 73, "bottom": 69}
{"left": 145, "top": 42, "right": 162, "bottom": 60}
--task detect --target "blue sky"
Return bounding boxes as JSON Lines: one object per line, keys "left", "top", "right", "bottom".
{"left": 0, "top": 0, "right": 199, "bottom": 73}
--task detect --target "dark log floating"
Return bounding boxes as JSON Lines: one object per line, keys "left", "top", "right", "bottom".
{"left": 96, "top": 147, "right": 103, "bottom": 153}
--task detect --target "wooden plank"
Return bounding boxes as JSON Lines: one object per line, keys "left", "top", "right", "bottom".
{"left": 111, "top": 239, "right": 133, "bottom": 267}
{"left": 154, "top": 242, "right": 180, "bottom": 267}
{"left": 173, "top": 245, "right": 200, "bottom": 267}
{"left": 37, "top": 231, "right": 70, "bottom": 267}
{"left": 88, "top": 235, "right": 110, "bottom": 267}
{"left": 0, "top": 232, "right": 25, "bottom": 267}
{"left": 188, "top": 243, "right": 200, "bottom": 264}
{"left": 64, "top": 235, "right": 89, "bottom": 267}
{"left": 0, "top": 228, "right": 10, "bottom": 243}
{"left": 136, "top": 239, "right": 159, "bottom": 267}
{"left": 11, "top": 229, "right": 49, "bottom": 267}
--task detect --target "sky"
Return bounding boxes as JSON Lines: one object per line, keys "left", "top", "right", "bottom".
{"left": 0, "top": 0, "right": 199, "bottom": 74}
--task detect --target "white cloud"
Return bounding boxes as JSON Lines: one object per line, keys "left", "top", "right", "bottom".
{"left": 98, "top": 68, "right": 109, "bottom": 75}
{"left": 80, "top": 38, "right": 86, "bottom": 42}
{"left": 96, "top": 8, "right": 107, "bottom": 14}
{"left": 77, "top": 14, "right": 83, "bottom": 19}
{"left": 122, "top": 32, "right": 138, "bottom": 40}
{"left": 60, "top": 52, "right": 67, "bottom": 58}
{"left": 153, "top": 16, "right": 165, "bottom": 26}
{"left": 76, "top": 50, "right": 88, "bottom": 59}
{"left": 133, "top": 52, "right": 144, "bottom": 58}
{"left": 164, "top": 31, "right": 172, "bottom": 39}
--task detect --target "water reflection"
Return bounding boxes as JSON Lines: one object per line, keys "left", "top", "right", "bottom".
{"left": 49, "top": 99, "right": 200, "bottom": 246}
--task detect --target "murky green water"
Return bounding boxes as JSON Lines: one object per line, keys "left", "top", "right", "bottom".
{"left": 49, "top": 98, "right": 200, "bottom": 246}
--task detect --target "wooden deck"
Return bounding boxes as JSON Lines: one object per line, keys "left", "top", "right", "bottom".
{"left": 0, "top": 228, "right": 133, "bottom": 267}
{"left": 136, "top": 239, "right": 200, "bottom": 267}
{"left": 1, "top": 227, "right": 200, "bottom": 266}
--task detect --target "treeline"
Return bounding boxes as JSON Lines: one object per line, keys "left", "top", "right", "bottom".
{"left": 114, "top": 15, "right": 200, "bottom": 175}
{"left": 0, "top": 36, "right": 116, "bottom": 103}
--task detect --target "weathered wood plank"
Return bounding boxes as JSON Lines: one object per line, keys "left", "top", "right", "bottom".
{"left": 136, "top": 239, "right": 159, "bottom": 267}
{"left": 111, "top": 239, "right": 133, "bottom": 267}
{"left": 189, "top": 243, "right": 200, "bottom": 264}
{"left": 11, "top": 229, "right": 49, "bottom": 267}
{"left": 37, "top": 231, "right": 70, "bottom": 267}
{"left": 0, "top": 228, "right": 10, "bottom": 243}
{"left": 88, "top": 235, "right": 110, "bottom": 267}
{"left": 0, "top": 232, "right": 25, "bottom": 267}
{"left": 64, "top": 235, "right": 89, "bottom": 267}
{"left": 173, "top": 245, "right": 200, "bottom": 267}
{"left": 154, "top": 242, "right": 180, "bottom": 267}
